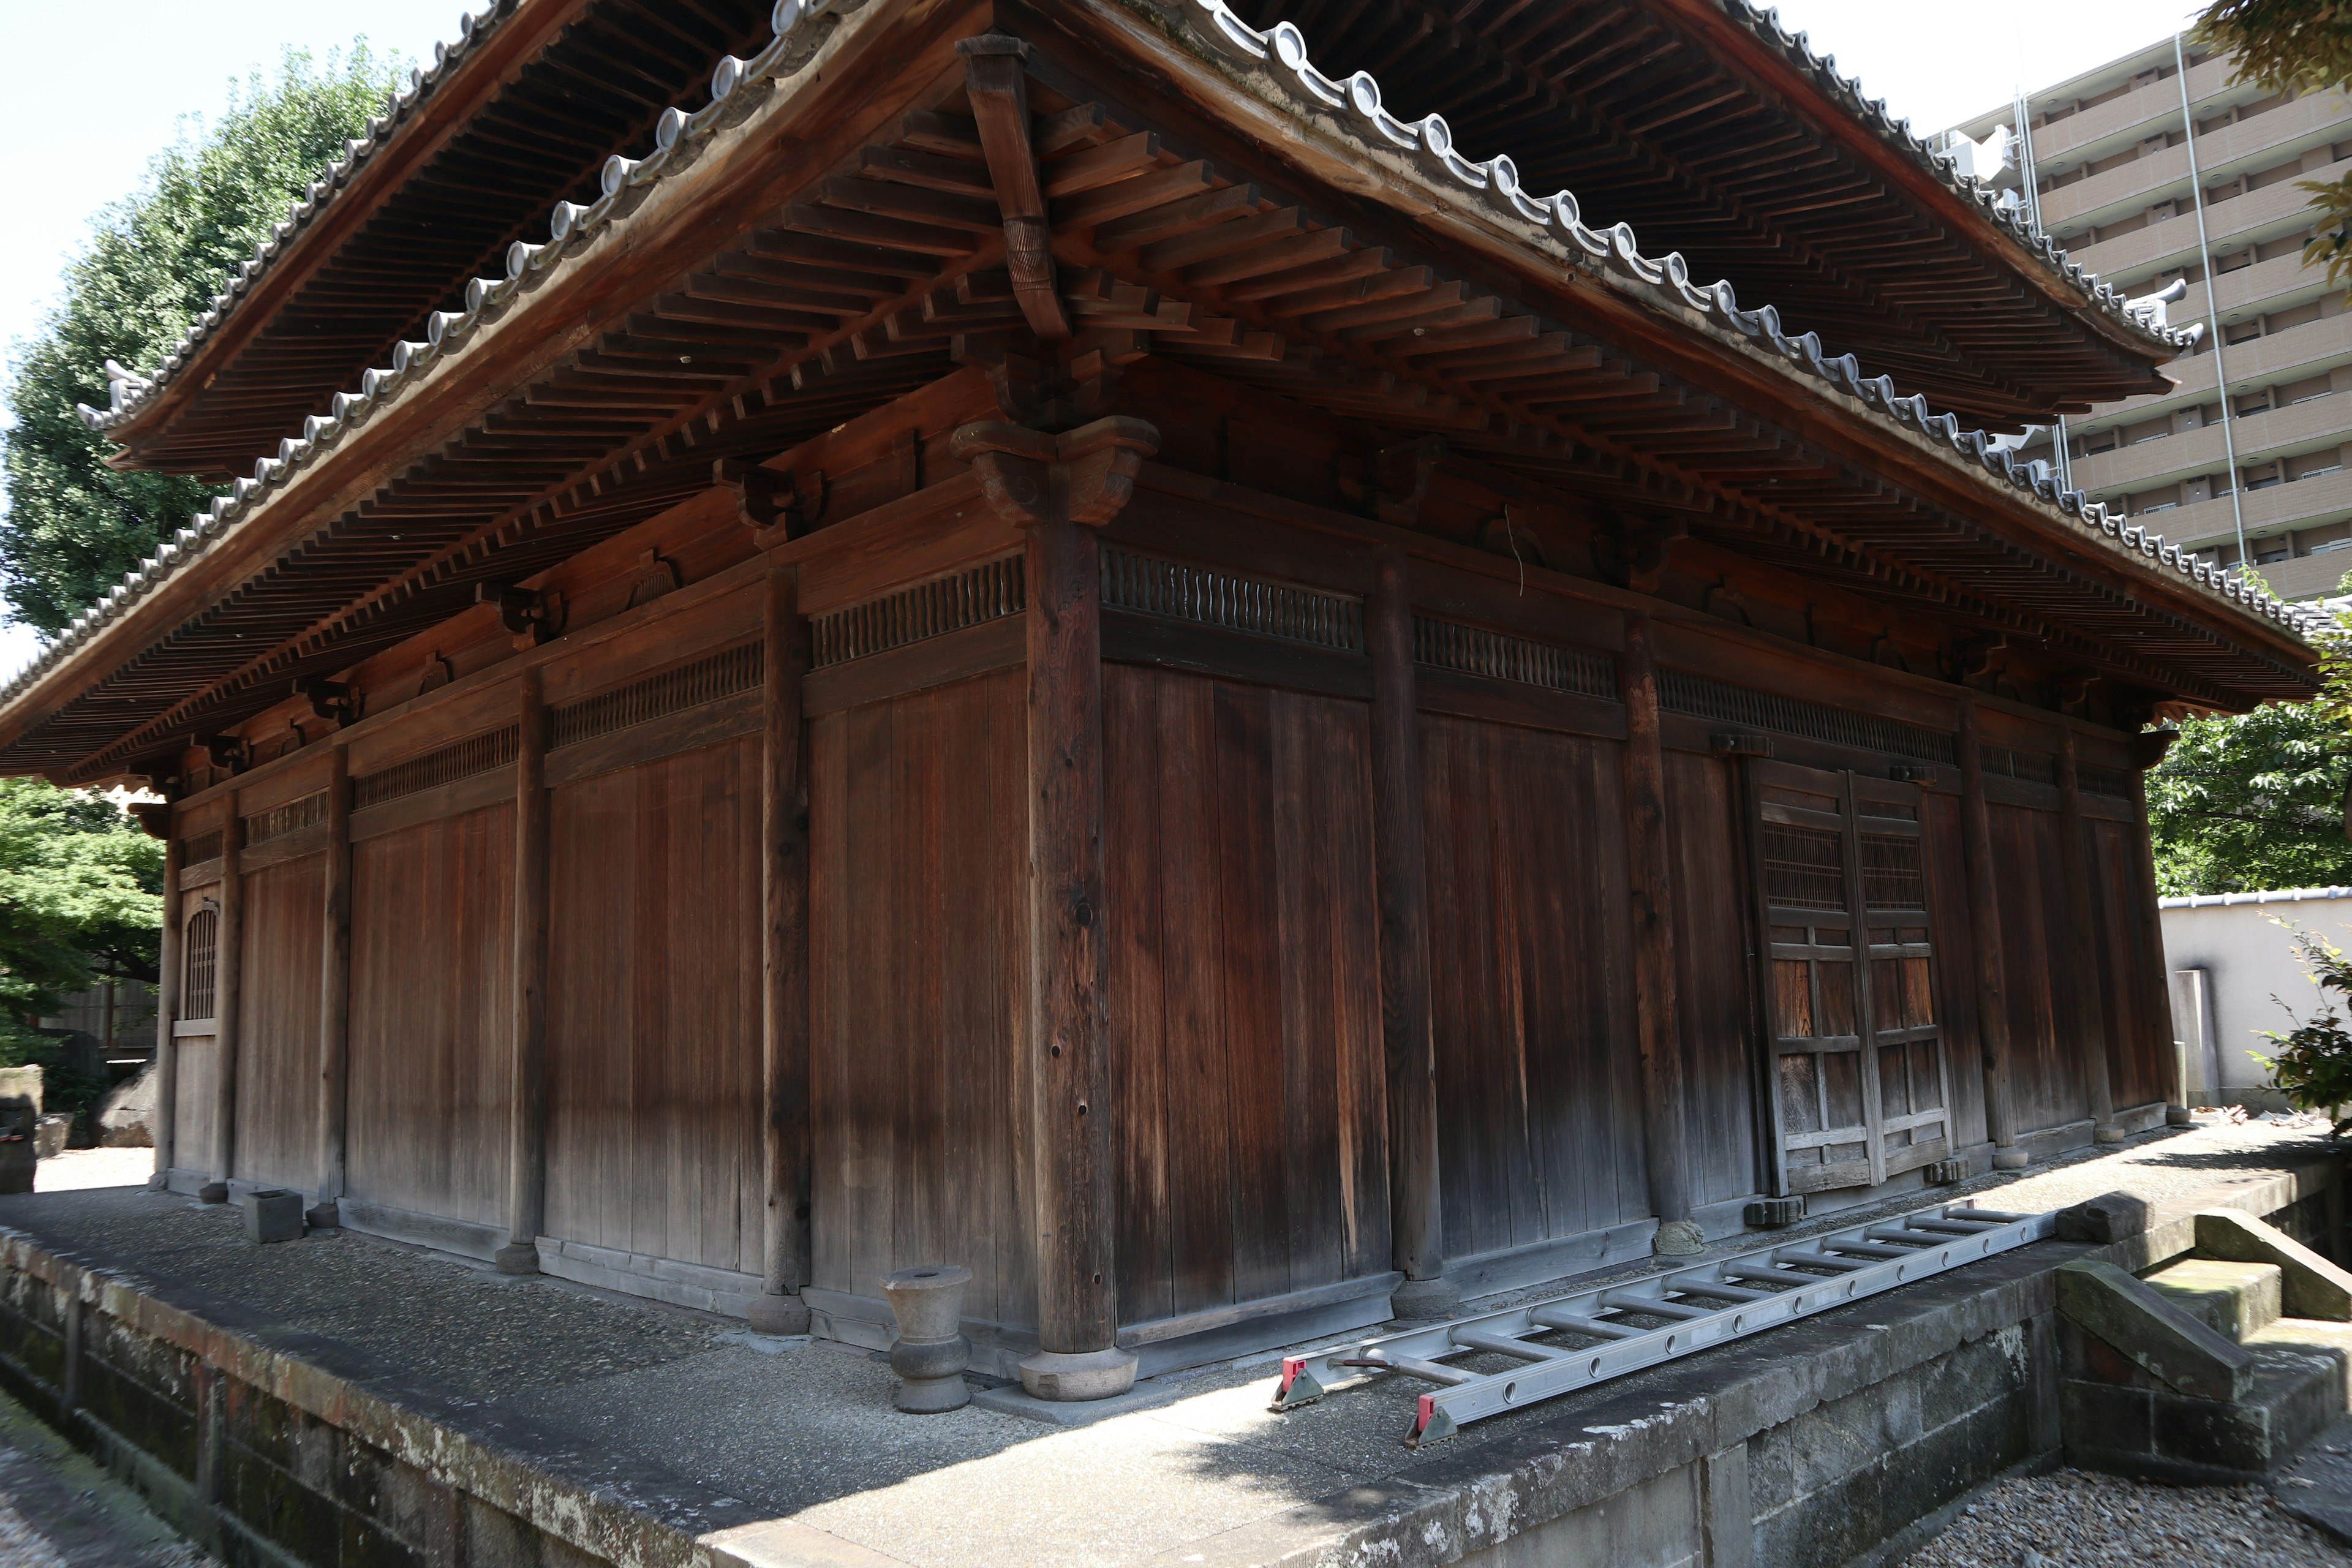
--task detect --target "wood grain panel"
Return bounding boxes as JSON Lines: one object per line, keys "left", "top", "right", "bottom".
{"left": 1104, "top": 665, "right": 1389, "bottom": 1322}
{"left": 2087, "top": 816, "right": 2170, "bottom": 1112}
{"left": 542, "top": 737, "right": 764, "bottom": 1276}
{"left": 345, "top": 803, "right": 514, "bottom": 1226}
{"left": 1987, "top": 802, "right": 2091, "bottom": 1136}
{"left": 1921, "top": 791, "right": 1991, "bottom": 1150}
{"left": 1421, "top": 714, "right": 1646, "bottom": 1259}
{"left": 171, "top": 1037, "right": 220, "bottom": 1179}
{"left": 1662, "top": 751, "right": 1760, "bottom": 1206}
{"left": 233, "top": 853, "right": 323, "bottom": 1191}
{"left": 809, "top": 669, "right": 1033, "bottom": 1328}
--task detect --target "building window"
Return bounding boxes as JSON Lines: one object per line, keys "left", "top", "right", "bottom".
{"left": 182, "top": 907, "right": 219, "bottom": 1022}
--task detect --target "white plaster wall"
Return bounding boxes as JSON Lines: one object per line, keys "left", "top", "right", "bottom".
{"left": 2159, "top": 888, "right": 2352, "bottom": 1110}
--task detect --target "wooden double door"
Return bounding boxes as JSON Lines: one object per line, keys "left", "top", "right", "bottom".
{"left": 1748, "top": 761, "right": 1954, "bottom": 1195}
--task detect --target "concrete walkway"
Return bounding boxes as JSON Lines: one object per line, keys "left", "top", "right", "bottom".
{"left": 0, "top": 1118, "right": 2341, "bottom": 1568}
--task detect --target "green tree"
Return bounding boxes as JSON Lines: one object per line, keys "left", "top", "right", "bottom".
{"left": 0, "top": 780, "right": 165, "bottom": 1127}
{"left": 0, "top": 44, "right": 405, "bottom": 634}
{"left": 2196, "top": 1, "right": 2352, "bottom": 293}
{"left": 2149, "top": 698, "right": 2352, "bottom": 895}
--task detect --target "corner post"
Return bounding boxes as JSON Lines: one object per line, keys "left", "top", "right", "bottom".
{"left": 2130, "top": 728, "right": 2182, "bottom": 1114}
{"left": 1368, "top": 548, "right": 1456, "bottom": 1317}
{"left": 308, "top": 748, "right": 355, "bottom": 1226}
{"left": 1619, "top": 614, "right": 1697, "bottom": 1253}
{"left": 951, "top": 415, "right": 1157, "bottom": 1400}
{"left": 496, "top": 670, "right": 551, "bottom": 1274}
{"left": 149, "top": 834, "right": 183, "bottom": 1189}
{"left": 1957, "top": 702, "right": 2023, "bottom": 1168}
{"left": 2057, "top": 734, "right": 2119, "bottom": 1141}
{"left": 200, "top": 801, "right": 244, "bottom": 1204}
{"left": 752, "top": 559, "right": 815, "bottom": 1335}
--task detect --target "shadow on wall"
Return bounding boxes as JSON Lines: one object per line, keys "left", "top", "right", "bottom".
{"left": 2160, "top": 887, "right": 2352, "bottom": 1110}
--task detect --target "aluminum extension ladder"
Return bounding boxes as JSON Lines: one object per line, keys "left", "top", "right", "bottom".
{"left": 1270, "top": 1199, "right": 2052, "bottom": 1446}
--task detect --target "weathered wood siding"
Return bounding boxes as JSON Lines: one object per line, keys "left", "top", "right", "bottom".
{"left": 1421, "top": 713, "right": 1647, "bottom": 1259}
{"left": 2087, "top": 814, "right": 2169, "bottom": 1111}
{"left": 1921, "top": 790, "right": 1992, "bottom": 1151}
{"left": 233, "top": 854, "right": 323, "bottom": 1191}
{"left": 1664, "top": 748, "right": 1762, "bottom": 1207}
{"left": 345, "top": 804, "right": 513, "bottom": 1226}
{"left": 1104, "top": 665, "right": 1389, "bottom": 1325}
{"left": 809, "top": 669, "right": 1032, "bottom": 1328}
{"left": 543, "top": 737, "right": 763, "bottom": 1276}
{"left": 1988, "top": 802, "right": 2092, "bottom": 1136}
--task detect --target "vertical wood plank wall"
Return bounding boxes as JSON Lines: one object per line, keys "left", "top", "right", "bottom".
{"left": 233, "top": 854, "right": 325, "bottom": 1190}
{"left": 1662, "top": 751, "right": 1761, "bottom": 1208}
{"left": 1103, "top": 666, "right": 1389, "bottom": 1326}
{"left": 809, "top": 669, "right": 1034, "bottom": 1329}
{"left": 2087, "top": 817, "right": 2170, "bottom": 1112}
{"left": 1921, "top": 791, "right": 1993, "bottom": 1152}
{"left": 345, "top": 806, "right": 514, "bottom": 1226}
{"left": 1987, "top": 803, "right": 2094, "bottom": 1135}
{"left": 172, "top": 881, "right": 221, "bottom": 1180}
{"left": 543, "top": 737, "right": 764, "bottom": 1276}
{"left": 1420, "top": 714, "right": 1646, "bottom": 1259}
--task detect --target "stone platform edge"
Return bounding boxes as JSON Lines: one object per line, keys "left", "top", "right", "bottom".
{"left": 0, "top": 1225, "right": 903, "bottom": 1568}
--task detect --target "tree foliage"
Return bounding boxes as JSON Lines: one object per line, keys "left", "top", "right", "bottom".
{"left": 0, "top": 780, "right": 165, "bottom": 1127}
{"left": 2256, "top": 925, "right": 2352, "bottom": 1134}
{"left": 0, "top": 45, "right": 405, "bottom": 634}
{"left": 2197, "top": 0, "right": 2352, "bottom": 294}
{"left": 2149, "top": 696, "right": 2352, "bottom": 895}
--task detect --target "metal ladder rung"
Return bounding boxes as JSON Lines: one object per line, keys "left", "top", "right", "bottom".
{"left": 1269, "top": 1200, "right": 2054, "bottom": 1446}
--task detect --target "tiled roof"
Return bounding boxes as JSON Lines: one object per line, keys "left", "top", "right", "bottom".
{"left": 18, "top": 0, "right": 2312, "bottom": 726}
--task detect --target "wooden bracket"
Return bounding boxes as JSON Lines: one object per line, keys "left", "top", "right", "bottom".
{"left": 1702, "top": 574, "right": 1751, "bottom": 625}
{"left": 960, "top": 34, "right": 1070, "bottom": 342}
{"left": 477, "top": 583, "right": 562, "bottom": 647}
{"left": 1371, "top": 437, "right": 1447, "bottom": 527}
{"left": 949, "top": 416, "right": 1159, "bottom": 528}
{"left": 201, "top": 734, "right": 247, "bottom": 772}
{"left": 294, "top": 677, "right": 359, "bottom": 726}
{"left": 1888, "top": 763, "right": 1938, "bottom": 785}
{"left": 627, "top": 549, "right": 683, "bottom": 609}
{"left": 1955, "top": 634, "right": 2007, "bottom": 680}
{"left": 1710, "top": 733, "right": 1774, "bottom": 758}
{"left": 2129, "top": 728, "right": 2179, "bottom": 770}
{"left": 129, "top": 802, "right": 171, "bottom": 840}
{"left": 1596, "top": 518, "right": 1685, "bottom": 592}
{"left": 2053, "top": 673, "right": 2093, "bottom": 714}
{"left": 714, "top": 458, "right": 807, "bottom": 534}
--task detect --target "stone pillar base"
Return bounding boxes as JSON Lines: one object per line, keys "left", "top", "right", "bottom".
{"left": 1389, "top": 1275, "right": 1463, "bottom": 1322}
{"left": 491, "top": 1242, "right": 541, "bottom": 1276}
{"left": 1991, "top": 1145, "right": 2030, "bottom": 1170}
{"left": 2166, "top": 1105, "right": 2195, "bottom": 1127}
{"left": 1017, "top": 1346, "right": 1137, "bottom": 1402}
{"left": 745, "top": 1291, "right": 812, "bottom": 1335}
{"left": 304, "top": 1200, "right": 342, "bottom": 1231}
{"left": 1653, "top": 1218, "right": 1706, "bottom": 1256}
{"left": 196, "top": 1182, "right": 229, "bottom": 1205}
{"left": 2093, "top": 1124, "right": 2126, "bottom": 1145}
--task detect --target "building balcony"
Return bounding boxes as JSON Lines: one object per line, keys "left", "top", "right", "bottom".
{"left": 2169, "top": 247, "right": 2334, "bottom": 333}
{"left": 2071, "top": 385, "right": 2351, "bottom": 493}
{"left": 2143, "top": 465, "right": 2352, "bottom": 566}
{"left": 2072, "top": 154, "right": 2352, "bottom": 284}
{"left": 2069, "top": 309, "right": 2352, "bottom": 435}
{"left": 2253, "top": 546, "right": 2352, "bottom": 600}
{"left": 2029, "top": 53, "right": 2237, "bottom": 166}
{"left": 2037, "top": 92, "right": 2345, "bottom": 232}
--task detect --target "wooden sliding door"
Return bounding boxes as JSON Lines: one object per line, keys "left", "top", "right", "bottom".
{"left": 1749, "top": 761, "right": 1953, "bottom": 1195}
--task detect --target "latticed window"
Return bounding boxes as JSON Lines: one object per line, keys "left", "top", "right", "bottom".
{"left": 182, "top": 908, "right": 219, "bottom": 1022}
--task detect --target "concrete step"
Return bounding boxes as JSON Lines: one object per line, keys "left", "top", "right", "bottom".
{"left": 2069, "top": 1317, "right": 2352, "bottom": 1483}
{"left": 2146, "top": 1257, "right": 2285, "bottom": 1342}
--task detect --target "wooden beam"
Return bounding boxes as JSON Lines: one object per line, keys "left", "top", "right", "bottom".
{"left": 962, "top": 35, "right": 1071, "bottom": 342}
{"left": 495, "top": 671, "right": 551, "bottom": 1275}
{"left": 2057, "top": 734, "right": 2119, "bottom": 1142}
{"left": 148, "top": 834, "right": 183, "bottom": 1189}
{"left": 307, "top": 747, "right": 353, "bottom": 1228}
{"left": 750, "top": 559, "right": 815, "bottom": 1335}
{"left": 1368, "top": 548, "right": 1456, "bottom": 1317}
{"left": 1619, "top": 614, "right": 1697, "bottom": 1251}
{"left": 1956, "top": 703, "right": 2023, "bottom": 1169}
{"left": 200, "top": 801, "right": 243, "bottom": 1205}
{"left": 953, "top": 415, "right": 1159, "bottom": 1401}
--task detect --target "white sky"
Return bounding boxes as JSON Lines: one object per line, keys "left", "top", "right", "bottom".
{"left": 0, "top": 0, "right": 2212, "bottom": 682}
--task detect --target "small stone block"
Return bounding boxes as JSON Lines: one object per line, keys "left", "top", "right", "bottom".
{"left": 2145, "top": 1257, "right": 2283, "bottom": 1342}
{"left": 1745, "top": 1196, "right": 1805, "bottom": 1229}
{"left": 2195, "top": 1208, "right": 2352, "bottom": 1322}
{"left": 745, "top": 1292, "right": 812, "bottom": 1335}
{"left": 2094, "top": 1124, "right": 2127, "bottom": 1145}
{"left": 1653, "top": 1218, "right": 1706, "bottom": 1256}
{"left": 197, "top": 1180, "right": 230, "bottom": 1205}
{"left": 243, "top": 1188, "right": 304, "bottom": 1244}
{"left": 490, "top": 1242, "right": 540, "bottom": 1276}
{"left": 2166, "top": 1105, "right": 2195, "bottom": 1127}
{"left": 2056, "top": 1259, "right": 2253, "bottom": 1402}
{"left": 2056, "top": 1191, "right": 2152, "bottom": 1245}
{"left": 1923, "top": 1158, "right": 1968, "bottom": 1185}
{"left": 1991, "top": 1147, "right": 2030, "bottom": 1170}
{"left": 1017, "top": 1346, "right": 1137, "bottom": 1401}
{"left": 1389, "top": 1275, "right": 1463, "bottom": 1322}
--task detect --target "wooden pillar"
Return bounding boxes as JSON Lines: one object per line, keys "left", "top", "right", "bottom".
{"left": 750, "top": 559, "right": 814, "bottom": 1335}
{"left": 2130, "top": 736, "right": 2184, "bottom": 1115}
{"left": 1619, "top": 614, "right": 1697, "bottom": 1252}
{"left": 149, "top": 835, "right": 183, "bottom": 1190}
{"left": 1368, "top": 548, "right": 1455, "bottom": 1317}
{"left": 200, "top": 801, "right": 243, "bottom": 1204}
{"left": 308, "top": 747, "right": 354, "bottom": 1227}
{"left": 496, "top": 671, "right": 551, "bottom": 1275}
{"left": 1956, "top": 703, "right": 2023, "bottom": 1168}
{"left": 2056, "top": 734, "right": 2120, "bottom": 1141}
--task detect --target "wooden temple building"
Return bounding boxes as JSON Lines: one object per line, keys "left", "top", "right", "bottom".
{"left": 2, "top": 0, "right": 2323, "bottom": 1397}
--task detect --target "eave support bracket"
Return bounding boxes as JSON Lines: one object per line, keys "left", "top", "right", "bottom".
{"left": 961, "top": 34, "right": 1071, "bottom": 343}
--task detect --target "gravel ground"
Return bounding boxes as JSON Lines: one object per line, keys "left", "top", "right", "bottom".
{"left": 1903, "top": 1469, "right": 2351, "bottom": 1567}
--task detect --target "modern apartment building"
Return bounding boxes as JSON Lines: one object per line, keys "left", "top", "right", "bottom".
{"left": 1947, "top": 40, "right": 2352, "bottom": 600}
